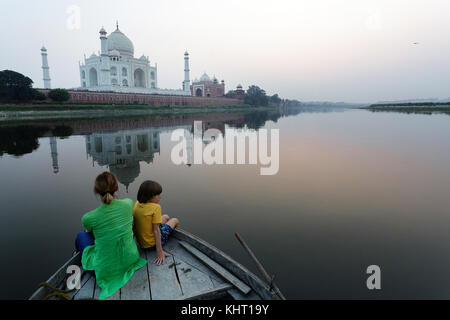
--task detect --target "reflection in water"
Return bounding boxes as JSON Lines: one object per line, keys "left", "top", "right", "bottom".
{"left": 50, "top": 137, "right": 59, "bottom": 174}
{"left": 85, "top": 126, "right": 190, "bottom": 191}
{"left": 0, "top": 106, "right": 327, "bottom": 158}
{"left": 0, "top": 126, "right": 50, "bottom": 157}
{"left": 0, "top": 125, "right": 74, "bottom": 166}
{"left": 367, "top": 108, "right": 450, "bottom": 116}
{"left": 0, "top": 106, "right": 313, "bottom": 179}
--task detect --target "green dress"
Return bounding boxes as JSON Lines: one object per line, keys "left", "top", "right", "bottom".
{"left": 81, "top": 198, "right": 147, "bottom": 300}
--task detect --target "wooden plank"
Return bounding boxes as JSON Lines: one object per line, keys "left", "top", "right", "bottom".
{"left": 94, "top": 282, "right": 121, "bottom": 300}
{"left": 29, "top": 253, "right": 81, "bottom": 300}
{"left": 73, "top": 274, "right": 96, "bottom": 300}
{"left": 227, "top": 288, "right": 261, "bottom": 301}
{"left": 146, "top": 249, "right": 183, "bottom": 300}
{"left": 165, "top": 238, "right": 226, "bottom": 286}
{"left": 178, "top": 284, "right": 233, "bottom": 301}
{"left": 67, "top": 269, "right": 93, "bottom": 299}
{"left": 173, "top": 229, "right": 273, "bottom": 300}
{"left": 178, "top": 241, "right": 252, "bottom": 295}
{"left": 173, "top": 255, "right": 214, "bottom": 297}
{"left": 121, "top": 248, "right": 151, "bottom": 300}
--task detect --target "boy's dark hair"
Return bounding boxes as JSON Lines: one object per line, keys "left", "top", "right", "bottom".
{"left": 137, "top": 180, "right": 163, "bottom": 204}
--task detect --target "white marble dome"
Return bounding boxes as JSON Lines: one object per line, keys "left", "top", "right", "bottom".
{"left": 108, "top": 28, "right": 134, "bottom": 57}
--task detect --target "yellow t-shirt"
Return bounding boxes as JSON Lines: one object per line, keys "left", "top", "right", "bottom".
{"left": 133, "top": 202, "right": 163, "bottom": 249}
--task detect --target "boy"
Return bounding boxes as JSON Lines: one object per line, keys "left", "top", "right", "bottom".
{"left": 133, "top": 180, "right": 180, "bottom": 265}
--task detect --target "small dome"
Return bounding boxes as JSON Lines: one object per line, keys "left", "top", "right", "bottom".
{"left": 90, "top": 52, "right": 97, "bottom": 58}
{"left": 41, "top": 46, "right": 47, "bottom": 52}
{"left": 107, "top": 28, "right": 134, "bottom": 57}
{"left": 237, "top": 84, "right": 243, "bottom": 89}
{"left": 99, "top": 27, "right": 107, "bottom": 35}
{"left": 184, "top": 51, "right": 189, "bottom": 56}
{"left": 139, "top": 55, "right": 148, "bottom": 61}
{"left": 200, "top": 73, "right": 212, "bottom": 82}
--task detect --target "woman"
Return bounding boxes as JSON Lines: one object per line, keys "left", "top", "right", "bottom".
{"left": 75, "top": 172, "right": 147, "bottom": 300}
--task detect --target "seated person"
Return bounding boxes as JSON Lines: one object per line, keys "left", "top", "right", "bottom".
{"left": 133, "top": 180, "right": 179, "bottom": 265}
{"left": 75, "top": 172, "right": 147, "bottom": 300}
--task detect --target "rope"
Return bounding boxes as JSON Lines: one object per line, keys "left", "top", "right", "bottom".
{"left": 36, "top": 271, "right": 97, "bottom": 301}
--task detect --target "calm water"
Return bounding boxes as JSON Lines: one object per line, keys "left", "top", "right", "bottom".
{"left": 1, "top": 107, "right": 450, "bottom": 300}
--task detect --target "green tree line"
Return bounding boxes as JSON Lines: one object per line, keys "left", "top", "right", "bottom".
{"left": 0, "top": 70, "right": 70, "bottom": 103}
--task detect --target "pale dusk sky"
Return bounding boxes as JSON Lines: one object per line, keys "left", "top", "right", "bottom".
{"left": 1, "top": 0, "right": 449, "bottom": 103}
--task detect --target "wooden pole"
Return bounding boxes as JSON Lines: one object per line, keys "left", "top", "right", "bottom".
{"left": 235, "top": 233, "right": 287, "bottom": 300}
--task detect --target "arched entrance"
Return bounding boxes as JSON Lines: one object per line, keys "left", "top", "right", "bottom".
{"left": 195, "top": 88, "right": 203, "bottom": 97}
{"left": 134, "top": 69, "right": 146, "bottom": 88}
{"left": 89, "top": 68, "right": 98, "bottom": 87}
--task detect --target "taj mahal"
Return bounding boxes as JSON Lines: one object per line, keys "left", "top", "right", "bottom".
{"left": 39, "top": 22, "right": 245, "bottom": 101}
{"left": 76, "top": 22, "right": 192, "bottom": 96}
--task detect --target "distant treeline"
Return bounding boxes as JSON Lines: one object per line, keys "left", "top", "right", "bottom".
{"left": 369, "top": 102, "right": 450, "bottom": 108}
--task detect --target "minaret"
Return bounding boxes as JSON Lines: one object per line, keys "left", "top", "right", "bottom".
{"left": 99, "top": 27, "right": 108, "bottom": 56}
{"left": 50, "top": 137, "right": 59, "bottom": 174}
{"left": 41, "top": 46, "right": 51, "bottom": 89}
{"left": 183, "top": 51, "right": 191, "bottom": 94}
{"left": 99, "top": 26, "right": 110, "bottom": 87}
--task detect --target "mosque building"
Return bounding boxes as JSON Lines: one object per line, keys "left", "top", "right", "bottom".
{"left": 191, "top": 73, "right": 225, "bottom": 98}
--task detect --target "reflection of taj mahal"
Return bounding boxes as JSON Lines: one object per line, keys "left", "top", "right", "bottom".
{"left": 85, "top": 126, "right": 192, "bottom": 190}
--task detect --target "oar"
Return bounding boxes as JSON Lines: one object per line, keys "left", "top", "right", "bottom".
{"left": 235, "top": 233, "right": 287, "bottom": 300}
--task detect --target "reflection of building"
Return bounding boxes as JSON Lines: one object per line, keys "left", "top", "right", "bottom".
{"left": 86, "top": 129, "right": 161, "bottom": 190}
{"left": 85, "top": 126, "right": 192, "bottom": 190}
{"left": 49, "top": 137, "right": 59, "bottom": 174}
{"left": 191, "top": 73, "right": 225, "bottom": 97}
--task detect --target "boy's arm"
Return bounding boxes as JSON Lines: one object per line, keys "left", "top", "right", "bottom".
{"left": 153, "top": 223, "right": 170, "bottom": 265}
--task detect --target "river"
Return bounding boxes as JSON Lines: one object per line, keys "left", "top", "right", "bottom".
{"left": 1, "top": 107, "right": 449, "bottom": 299}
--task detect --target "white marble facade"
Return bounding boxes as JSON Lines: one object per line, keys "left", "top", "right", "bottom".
{"left": 78, "top": 23, "right": 191, "bottom": 96}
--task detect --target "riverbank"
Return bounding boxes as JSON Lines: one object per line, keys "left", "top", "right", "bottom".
{"left": 0, "top": 103, "right": 277, "bottom": 122}
{"left": 362, "top": 102, "right": 450, "bottom": 114}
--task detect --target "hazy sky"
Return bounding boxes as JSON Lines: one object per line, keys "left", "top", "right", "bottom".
{"left": 1, "top": 0, "right": 449, "bottom": 102}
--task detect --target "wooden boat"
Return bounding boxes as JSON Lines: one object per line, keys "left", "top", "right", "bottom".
{"left": 29, "top": 229, "right": 278, "bottom": 300}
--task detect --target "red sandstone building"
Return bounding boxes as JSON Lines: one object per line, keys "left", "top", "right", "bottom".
{"left": 191, "top": 73, "right": 225, "bottom": 98}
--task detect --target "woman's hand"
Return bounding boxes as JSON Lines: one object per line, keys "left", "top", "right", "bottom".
{"left": 154, "top": 250, "right": 171, "bottom": 265}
